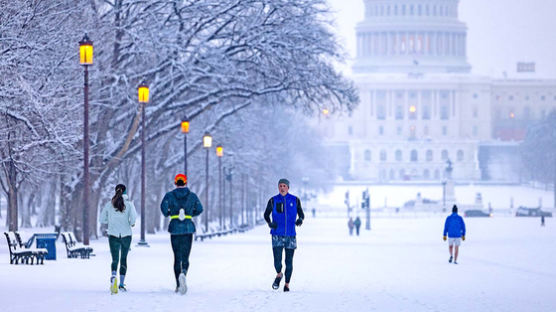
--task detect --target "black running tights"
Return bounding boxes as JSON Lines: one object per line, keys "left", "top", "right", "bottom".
{"left": 171, "top": 234, "right": 193, "bottom": 286}
{"left": 273, "top": 247, "right": 295, "bottom": 283}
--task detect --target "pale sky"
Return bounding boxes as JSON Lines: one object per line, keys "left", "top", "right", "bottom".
{"left": 327, "top": 0, "right": 556, "bottom": 78}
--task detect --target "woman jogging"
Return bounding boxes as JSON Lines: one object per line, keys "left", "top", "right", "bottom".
{"left": 100, "top": 184, "right": 137, "bottom": 294}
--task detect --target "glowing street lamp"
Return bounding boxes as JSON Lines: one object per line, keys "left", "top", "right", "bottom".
{"left": 203, "top": 132, "right": 212, "bottom": 232}
{"left": 79, "top": 34, "right": 93, "bottom": 245}
{"left": 216, "top": 145, "right": 223, "bottom": 230}
{"left": 138, "top": 82, "right": 149, "bottom": 247}
{"left": 181, "top": 116, "right": 190, "bottom": 176}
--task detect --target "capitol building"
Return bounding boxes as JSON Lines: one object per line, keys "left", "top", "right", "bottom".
{"left": 321, "top": 0, "right": 556, "bottom": 182}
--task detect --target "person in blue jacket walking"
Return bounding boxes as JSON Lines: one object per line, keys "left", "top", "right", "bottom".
{"left": 443, "top": 205, "right": 466, "bottom": 264}
{"left": 99, "top": 184, "right": 137, "bottom": 294}
{"left": 264, "top": 178, "right": 305, "bottom": 292}
{"left": 160, "top": 174, "right": 203, "bottom": 294}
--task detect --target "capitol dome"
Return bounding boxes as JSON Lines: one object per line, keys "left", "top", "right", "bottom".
{"left": 353, "top": 0, "right": 471, "bottom": 73}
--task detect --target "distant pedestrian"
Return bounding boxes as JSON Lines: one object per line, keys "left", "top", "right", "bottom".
{"left": 443, "top": 205, "right": 466, "bottom": 264}
{"left": 541, "top": 215, "right": 545, "bottom": 226}
{"left": 348, "top": 217, "right": 354, "bottom": 235}
{"left": 354, "top": 216, "right": 362, "bottom": 236}
{"left": 264, "top": 178, "right": 305, "bottom": 292}
{"left": 312, "top": 208, "right": 316, "bottom": 218}
{"left": 100, "top": 184, "right": 137, "bottom": 294}
{"left": 160, "top": 174, "right": 203, "bottom": 295}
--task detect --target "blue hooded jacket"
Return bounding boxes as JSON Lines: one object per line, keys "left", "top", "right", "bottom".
{"left": 270, "top": 193, "right": 300, "bottom": 237}
{"left": 443, "top": 213, "right": 466, "bottom": 238}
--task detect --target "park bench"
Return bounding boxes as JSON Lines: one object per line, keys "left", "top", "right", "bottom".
{"left": 194, "top": 228, "right": 241, "bottom": 242}
{"left": 14, "top": 232, "right": 48, "bottom": 264}
{"left": 4, "top": 232, "right": 36, "bottom": 265}
{"left": 61, "top": 232, "right": 93, "bottom": 259}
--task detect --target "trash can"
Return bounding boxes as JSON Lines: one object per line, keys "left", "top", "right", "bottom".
{"left": 35, "top": 233, "right": 58, "bottom": 260}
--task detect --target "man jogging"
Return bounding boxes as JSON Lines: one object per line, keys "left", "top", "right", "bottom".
{"left": 443, "top": 205, "right": 466, "bottom": 264}
{"left": 264, "top": 178, "right": 305, "bottom": 292}
{"left": 160, "top": 174, "right": 203, "bottom": 294}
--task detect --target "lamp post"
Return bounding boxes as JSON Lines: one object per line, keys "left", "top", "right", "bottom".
{"left": 226, "top": 167, "right": 233, "bottom": 229}
{"left": 137, "top": 82, "right": 149, "bottom": 247}
{"left": 203, "top": 132, "right": 212, "bottom": 232}
{"left": 79, "top": 34, "right": 93, "bottom": 245}
{"left": 216, "top": 145, "right": 223, "bottom": 230}
{"left": 181, "top": 116, "right": 190, "bottom": 176}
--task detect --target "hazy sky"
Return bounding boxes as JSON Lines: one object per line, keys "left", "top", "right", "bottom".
{"left": 327, "top": 0, "right": 556, "bottom": 78}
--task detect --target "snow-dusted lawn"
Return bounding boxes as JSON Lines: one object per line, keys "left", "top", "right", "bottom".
{"left": 1, "top": 214, "right": 555, "bottom": 312}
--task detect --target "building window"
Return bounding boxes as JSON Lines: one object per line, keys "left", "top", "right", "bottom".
{"left": 423, "top": 169, "right": 430, "bottom": 179}
{"left": 509, "top": 95, "right": 514, "bottom": 101}
{"left": 379, "top": 125, "right": 384, "bottom": 135}
{"left": 541, "top": 95, "right": 546, "bottom": 101}
{"left": 397, "top": 126, "right": 402, "bottom": 136}
{"left": 348, "top": 126, "right": 353, "bottom": 136}
{"left": 380, "top": 150, "right": 387, "bottom": 162}
{"left": 364, "top": 150, "right": 371, "bottom": 162}
{"left": 410, "top": 150, "right": 418, "bottom": 162}
{"left": 473, "top": 107, "right": 478, "bottom": 118}
{"left": 390, "top": 169, "right": 395, "bottom": 179}
{"left": 426, "top": 150, "right": 433, "bottom": 161}
{"left": 377, "top": 103, "right": 386, "bottom": 120}
{"left": 473, "top": 93, "right": 478, "bottom": 99}
{"left": 399, "top": 169, "right": 406, "bottom": 180}
{"left": 410, "top": 125, "right": 416, "bottom": 139}
{"left": 457, "top": 150, "right": 464, "bottom": 162}
{"left": 473, "top": 125, "right": 478, "bottom": 137}
{"left": 441, "top": 150, "right": 448, "bottom": 161}
{"left": 422, "top": 104, "right": 431, "bottom": 120}
{"left": 409, "top": 105, "right": 417, "bottom": 120}
{"left": 442, "top": 126, "right": 447, "bottom": 136}
{"left": 440, "top": 104, "right": 449, "bottom": 120}
{"left": 395, "top": 150, "right": 402, "bottom": 162}
{"left": 424, "top": 126, "right": 429, "bottom": 136}
{"left": 434, "top": 169, "right": 440, "bottom": 179}
{"left": 395, "top": 91, "right": 404, "bottom": 120}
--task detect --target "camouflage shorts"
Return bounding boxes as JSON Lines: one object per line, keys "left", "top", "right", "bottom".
{"left": 272, "top": 235, "right": 297, "bottom": 249}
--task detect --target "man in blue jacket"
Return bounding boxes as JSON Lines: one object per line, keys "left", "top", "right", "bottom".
{"left": 443, "top": 205, "right": 466, "bottom": 264}
{"left": 160, "top": 174, "right": 203, "bottom": 294}
{"left": 263, "top": 178, "right": 305, "bottom": 292}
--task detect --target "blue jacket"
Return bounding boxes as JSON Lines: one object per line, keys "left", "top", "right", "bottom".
{"left": 270, "top": 193, "right": 301, "bottom": 237}
{"left": 443, "top": 213, "right": 466, "bottom": 238}
{"left": 160, "top": 187, "right": 203, "bottom": 235}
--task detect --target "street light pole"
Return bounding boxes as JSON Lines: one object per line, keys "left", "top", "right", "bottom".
{"left": 137, "top": 82, "right": 149, "bottom": 247}
{"left": 203, "top": 132, "right": 212, "bottom": 233}
{"left": 79, "top": 34, "right": 93, "bottom": 245}
{"left": 181, "top": 117, "right": 190, "bottom": 176}
{"left": 216, "top": 145, "right": 223, "bottom": 230}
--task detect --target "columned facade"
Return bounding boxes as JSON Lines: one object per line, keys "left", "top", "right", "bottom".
{"left": 354, "top": 0, "right": 471, "bottom": 74}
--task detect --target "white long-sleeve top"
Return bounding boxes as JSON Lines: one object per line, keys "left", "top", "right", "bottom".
{"left": 99, "top": 194, "right": 137, "bottom": 237}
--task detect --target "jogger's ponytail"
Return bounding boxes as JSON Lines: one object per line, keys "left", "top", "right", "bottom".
{"left": 112, "top": 184, "right": 126, "bottom": 212}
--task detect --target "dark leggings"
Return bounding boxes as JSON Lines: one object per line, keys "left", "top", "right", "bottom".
{"left": 109, "top": 235, "right": 132, "bottom": 275}
{"left": 171, "top": 234, "right": 193, "bottom": 286}
{"left": 273, "top": 247, "right": 295, "bottom": 283}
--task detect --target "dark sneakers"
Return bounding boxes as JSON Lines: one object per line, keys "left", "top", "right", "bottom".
{"left": 449, "top": 256, "right": 453, "bottom": 263}
{"left": 118, "top": 285, "right": 127, "bottom": 292}
{"left": 272, "top": 275, "right": 282, "bottom": 290}
{"left": 283, "top": 285, "right": 290, "bottom": 292}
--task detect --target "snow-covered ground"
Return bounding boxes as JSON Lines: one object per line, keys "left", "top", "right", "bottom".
{"left": 1, "top": 213, "right": 555, "bottom": 312}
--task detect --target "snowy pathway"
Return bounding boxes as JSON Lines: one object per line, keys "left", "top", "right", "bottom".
{"left": 1, "top": 216, "right": 555, "bottom": 311}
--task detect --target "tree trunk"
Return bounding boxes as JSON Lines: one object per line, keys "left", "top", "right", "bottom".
{"left": 7, "top": 160, "right": 18, "bottom": 231}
